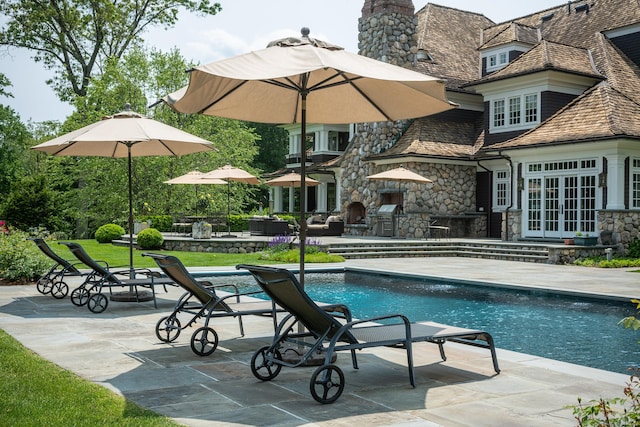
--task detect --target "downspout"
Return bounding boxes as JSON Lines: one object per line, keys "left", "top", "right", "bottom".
{"left": 476, "top": 160, "right": 491, "bottom": 237}
{"left": 499, "top": 151, "right": 514, "bottom": 241}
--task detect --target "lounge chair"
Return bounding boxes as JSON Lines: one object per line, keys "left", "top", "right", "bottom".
{"left": 236, "top": 264, "right": 500, "bottom": 404}
{"left": 29, "top": 238, "right": 83, "bottom": 299}
{"left": 143, "top": 253, "right": 286, "bottom": 356}
{"left": 59, "top": 242, "right": 174, "bottom": 313}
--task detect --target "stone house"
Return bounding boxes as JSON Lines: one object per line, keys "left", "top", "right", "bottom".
{"left": 271, "top": 0, "right": 640, "bottom": 248}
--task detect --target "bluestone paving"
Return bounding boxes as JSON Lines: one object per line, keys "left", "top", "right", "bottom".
{"left": 0, "top": 254, "right": 637, "bottom": 426}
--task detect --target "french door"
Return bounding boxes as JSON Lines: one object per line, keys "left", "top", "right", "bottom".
{"left": 526, "top": 174, "right": 596, "bottom": 238}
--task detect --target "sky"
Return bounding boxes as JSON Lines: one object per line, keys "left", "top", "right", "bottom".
{"left": 0, "top": 0, "right": 562, "bottom": 123}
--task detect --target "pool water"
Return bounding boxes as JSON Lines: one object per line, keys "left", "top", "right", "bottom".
{"left": 207, "top": 271, "right": 639, "bottom": 374}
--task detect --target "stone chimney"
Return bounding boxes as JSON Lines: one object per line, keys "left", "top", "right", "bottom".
{"left": 358, "top": 0, "right": 417, "bottom": 66}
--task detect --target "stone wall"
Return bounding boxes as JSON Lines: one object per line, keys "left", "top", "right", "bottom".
{"left": 162, "top": 239, "right": 267, "bottom": 254}
{"left": 503, "top": 209, "right": 522, "bottom": 241}
{"left": 598, "top": 210, "right": 640, "bottom": 252}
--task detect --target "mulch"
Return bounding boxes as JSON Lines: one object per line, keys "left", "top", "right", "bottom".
{"left": 0, "top": 278, "right": 35, "bottom": 286}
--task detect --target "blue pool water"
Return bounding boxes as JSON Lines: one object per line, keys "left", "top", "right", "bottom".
{"left": 206, "top": 271, "right": 639, "bottom": 374}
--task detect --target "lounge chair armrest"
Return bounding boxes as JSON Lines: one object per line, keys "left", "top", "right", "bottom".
{"left": 321, "top": 304, "right": 353, "bottom": 321}
{"left": 347, "top": 313, "right": 411, "bottom": 329}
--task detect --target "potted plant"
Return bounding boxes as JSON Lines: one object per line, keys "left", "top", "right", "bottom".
{"left": 574, "top": 232, "right": 597, "bottom": 246}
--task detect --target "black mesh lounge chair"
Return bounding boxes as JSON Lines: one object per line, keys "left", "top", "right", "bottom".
{"left": 29, "top": 238, "right": 84, "bottom": 299}
{"left": 143, "top": 253, "right": 286, "bottom": 356}
{"left": 237, "top": 264, "right": 500, "bottom": 404}
{"left": 59, "top": 242, "right": 174, "bottom": 313}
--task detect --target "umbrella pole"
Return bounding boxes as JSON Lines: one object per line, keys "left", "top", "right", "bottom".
{"left": 221, "top": 180, "right": 235, "bottom": 237}
{"left": 299, "top": 91, "right": 308, "bottom": 288}
{"left": 128, "top": 146, "right": 135, "bottom": 278}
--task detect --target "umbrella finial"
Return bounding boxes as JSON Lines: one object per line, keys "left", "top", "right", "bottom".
{"left": 124, "top": 103, "right": 132, "bottom": 111}
{"left": 301, "top": 27, "right": 310, "bottom": 38}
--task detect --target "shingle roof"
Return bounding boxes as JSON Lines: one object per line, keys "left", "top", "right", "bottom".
{"left": 467, "top": 39, "right": 603, "bottom": 86}
{"left": 489, "top": 83, "right": 640, "bottom": 150}
{"left": 412, "top": 4, "right": 494, "bottom": 89}
{"left": 479, "top": 22, "right": 540, "bottom": 49}
{"left": 367, "top": 112, "right": 484, "bottom": 160}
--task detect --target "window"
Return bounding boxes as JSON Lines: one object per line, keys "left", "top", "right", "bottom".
{"left": 486, "top": 50, "right": 510, "bottom": 72}
{"left": 493, "top": 99, "right": 505, "bottom": 127}
{"left": 494, "top": 170, "right": 511, "bottom": 209}
{"left": 509, "top": 97, "right": 521, "bottom": 125}
{"left": 491, "top": 93, "right": 539, "bottom": 132}
{"left": 489, "top": 55, "right": 497, "bottom": 67}
{"left": 632, "top": 158, "right": 640, "bottom": 208}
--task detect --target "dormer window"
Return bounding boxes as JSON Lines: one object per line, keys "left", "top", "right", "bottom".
{"left": 490, "top": 91, "right": 540, "bottom": 133}
{"left": 487, "top": 51, "right": 509, "bottom": 71}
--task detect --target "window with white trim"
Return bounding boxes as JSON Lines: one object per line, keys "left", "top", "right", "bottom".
{"left": 494, "top": 170, "right": 511, "bottom": 209}
{"left": 486, "top": 51, "right": 509, "bottom": 72}
{"left": 490, "top": 92, "right": 539, "bottom": 133}
{"left": 632, "top": 158, "right": 640, "bottom": 208}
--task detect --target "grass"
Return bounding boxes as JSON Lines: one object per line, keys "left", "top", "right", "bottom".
{"left": 49, "top": 239, "right": 343, "bottom": 268}
{"left": 0, "top": 329, "right": 178, "bottom": 426}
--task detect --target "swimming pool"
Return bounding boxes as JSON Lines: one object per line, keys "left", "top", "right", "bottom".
{"left": 203, "top": 270, "right": 639, "bottom": 374}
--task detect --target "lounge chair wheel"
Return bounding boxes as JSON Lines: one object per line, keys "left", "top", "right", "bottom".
{"left": 190, "top": 327, "right": 218, "bottom": 356}
{"left": 310, "top": 364, "right": 345, "bottom": 404}
{"left": 51, "top": 280, "right": 69, "bottom": 299}
{"left": 70, "top": 287, "right": 90, "bottom": 306}
{"left": 36, "top": 279, "right": 52, "bottom": 295}
{"left": 87, "top": 293, "right": 108, "bottom": 313}
{"left": 250, "top": 346, "right": 283, "bottom": 381}
{"left": 155, "top": 315, "right": 181, "bottom": 343}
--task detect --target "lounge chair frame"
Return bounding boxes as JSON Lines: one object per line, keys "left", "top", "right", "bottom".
{"left": 30, "top": 238, "right": 84, "bottom": 299}
{"left": 143, "top": 253, "right": 285, "bottom": 356}
{"left": 59, "top": 242, "right": 174, "bottom": 313}
{"left": 237, "top": 264, "right": 500, "bottom": 404}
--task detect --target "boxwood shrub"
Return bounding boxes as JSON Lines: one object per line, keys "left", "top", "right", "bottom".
{"left": 94, "top": 224, "right": 125, "bottom": 243}
{"left": 136, "top": 228, "right": 164, "bottom": 250}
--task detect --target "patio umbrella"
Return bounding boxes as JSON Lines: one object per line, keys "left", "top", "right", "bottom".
{"left": 161, "top": 28, "right": 454, "bottom": 285}
{"left": 264, "top": 172, "right": 320, "bottom": 215}
{"left": 202, "top": 165, "right": 259, "bottom": 237}
{"left": 164, "top": 170, "right": 226, "bottom": 217}
{"left": 367, "top": 166, "right": 432, "bottom": 237}
{"left": 32, "top": 104, "right": 214, "bottom": 274}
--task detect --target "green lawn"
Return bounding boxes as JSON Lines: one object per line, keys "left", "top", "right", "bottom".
{"left": 0, "top": 330, "right": 178, "bottom": 426}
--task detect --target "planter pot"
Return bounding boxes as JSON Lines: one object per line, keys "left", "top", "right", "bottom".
{"left": 574, "top": 236, "right": 597, "bottom": 246}
{"left": 564, "top": 238, "right": 574, "bottom": 245}
{"left": 133, "top": 222, "right": 149, "bottom": 234}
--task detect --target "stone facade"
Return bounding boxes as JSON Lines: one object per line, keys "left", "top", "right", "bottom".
{"left": 598, "top": 210, "right": 639, "bottom": 252}
{"left": 162, "top": 238, "right": 266, "bottom": 254}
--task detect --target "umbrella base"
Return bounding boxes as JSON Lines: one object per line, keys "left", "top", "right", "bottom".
{"left": 110, "top": 291, "right": 154, "bottom": 302}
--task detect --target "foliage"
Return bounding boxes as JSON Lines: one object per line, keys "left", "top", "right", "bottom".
{"left": 0, "top": 329, "right": 178, "bottom": 426}
{"left": 628, "top": 238, "right": 640, "bottom": 259}
{"left": 1, "top": 174, "right": 54, "bottom": 231}
{"left": 0, "top": 227, "right": 49, "bottom": 282}
{"left": 0, "top": 104, "right": 32, "bottom": 198}
{"left": 94, "top": 223, "right": 125, "bottom": 243}
{"left": 574, "top": 257, "right": 640, "bottom": 268}
{"left": 569, "top": 301, "right": 640, "bottom": 426}
{"left": 248, "top": 122, "right": 289, "bottom": 173}
{"left": 259, "top": 235, "right": 343, "bottom": 263}
{"left": 0, "top": 0, "right": 221, "bottom": 100}
{"left": 138, "top": 215, "right": 172, "bottom": 232}
{"left": 136, "top": 228, "right": 164, "bottom": 249}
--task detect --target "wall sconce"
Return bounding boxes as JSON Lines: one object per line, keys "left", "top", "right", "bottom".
{"left": 517, "top": 177, "right": 524, "bottom": 191}
{"left": 598, "top": 172, "right": 607, "bottom": 188}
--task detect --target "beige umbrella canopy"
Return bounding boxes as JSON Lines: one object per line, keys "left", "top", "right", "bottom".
{"left": 264, "top": 172, "right": 320, "bottom": 187}
{"left": 161, "top": 28, "right": 455, "bottom": 285}
{"left": 164, "top": 170, "right": 227, "bottom": 217}
{"left": 366, "top": 166, "right": 433, "bottom": 183}
{"left": 164, "top": 170, "right": 226, "bottom": 185}
{"left": 203, "top": 165, "right": 259, "bottom": 237}
{"left": 32, "top": 104, "right": 214, "bottom": 272}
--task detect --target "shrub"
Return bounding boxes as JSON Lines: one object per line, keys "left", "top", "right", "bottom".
{"left": 94, "top": 224, "right": 125, "bottom": 243}
{"left": 136, "top": 228, "right": 164, "bottom": 250}
{"left": 0, "top": 228, "right": 50, "bottom": 282}
{"left": 629, "top": 238, "right": 640, "bottom": 258}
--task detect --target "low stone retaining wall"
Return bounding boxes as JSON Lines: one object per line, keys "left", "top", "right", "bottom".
{"left": 162, "top": 239, "right": 268, "bottom": 254}
{"left": 548, "top": 245, "right": 615, "bottom": 264}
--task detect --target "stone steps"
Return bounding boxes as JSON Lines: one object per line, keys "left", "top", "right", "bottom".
{"left": 327, "top": 241, "right": 550, "bottom": 263}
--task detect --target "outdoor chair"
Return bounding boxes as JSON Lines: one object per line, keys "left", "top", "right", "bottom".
{"left": 29, "top": 238, "right": 84, "bottom": 299}
{"left": 59, "top": 242, "right": 175, "bottom": 313}
{"left": 143, "top": 253, "right": 287, "bottom": 356}
{"left": 237, "top": 264, "right": 500, "bottom": 404}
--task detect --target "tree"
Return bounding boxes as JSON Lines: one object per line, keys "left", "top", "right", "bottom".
{"left": 0, "top": 0, "right": 221, "bottom": 101}
{"left": 249, "top": 122, "right": 289, "bottom": 173}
